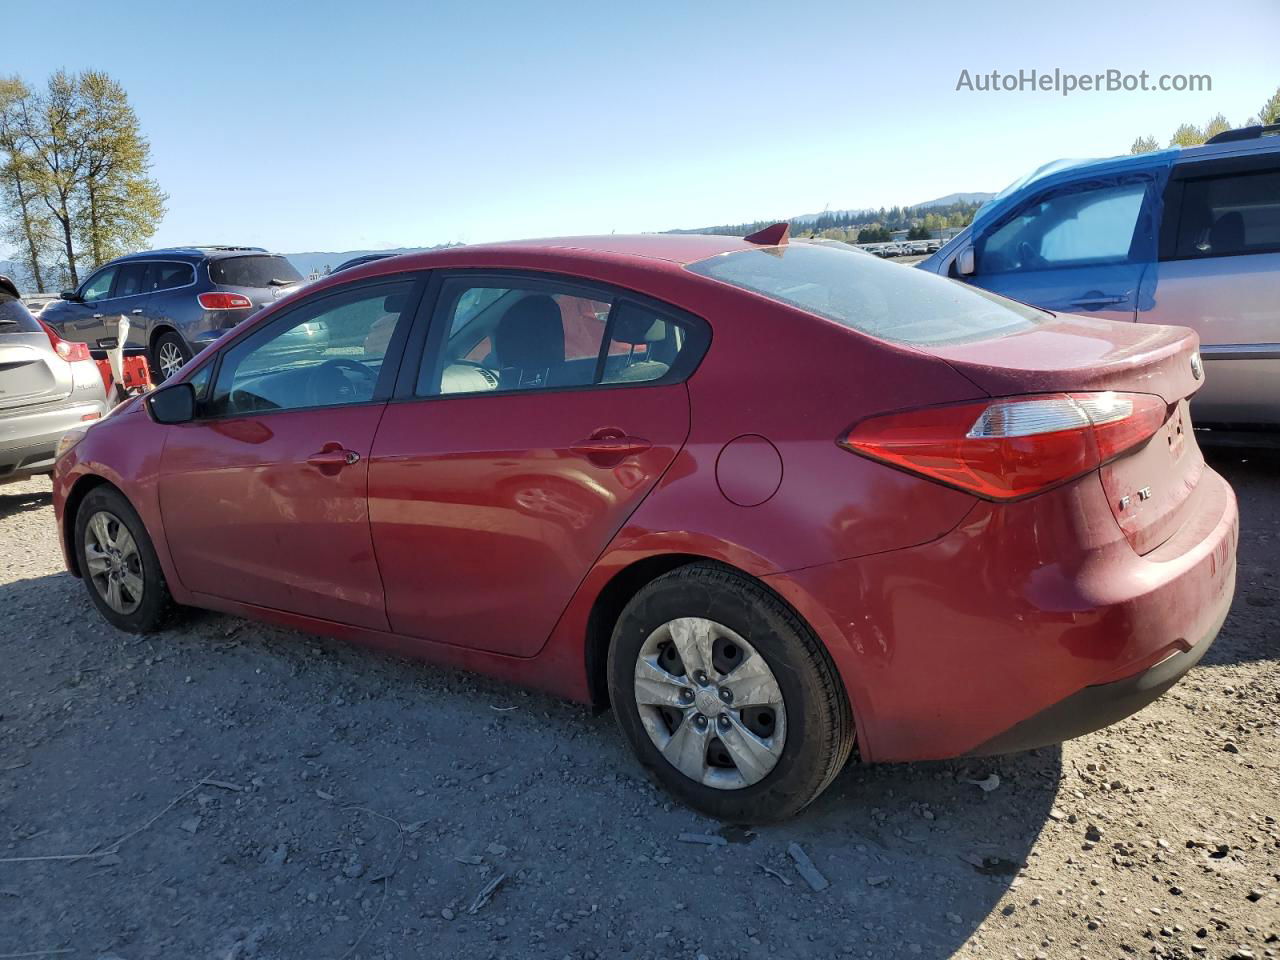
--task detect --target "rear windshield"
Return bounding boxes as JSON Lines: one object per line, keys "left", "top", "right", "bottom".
{"left": 686, "top": 243, "right": 1048, "bottom": 346}
{"left": 208, "top": 256, "right": 303, "bottom": 288}
{"left": 0, "top": 294, "right": 42, "bottom": 333}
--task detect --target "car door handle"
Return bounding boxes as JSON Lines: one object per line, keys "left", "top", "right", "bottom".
{"left": 92, "top": 313, "right": 103, "bottom": 319}
{"left": 306, "top": 446, "right": 361, "bottom": 469}
{"left": 570, "top": 433, "right": 652, "bottom": 464}
{"left": 1068, "top": 293, "right": 1127, "bottom": 308}
{"left": 131, "top": 309, "right": 143, "bottom": 315}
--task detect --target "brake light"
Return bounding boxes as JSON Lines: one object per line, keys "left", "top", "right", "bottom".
{"left": 840, "top": 392, "right": 1168, "bottom": 500}
{"left": 38, "top": 320, "right": 92, "bottom": 362}
{"left": 198, "top": 291, "right": 253, "bottom": 310}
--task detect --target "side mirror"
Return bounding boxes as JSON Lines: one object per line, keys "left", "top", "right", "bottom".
{"left": 955, "top": 246, "right": 976, "bottom": 277}
{"left": 60, "top": 289, "right": 81, "bottom": 302}
{"left": 145, "top": 382, "right": 196, "bottom": 424}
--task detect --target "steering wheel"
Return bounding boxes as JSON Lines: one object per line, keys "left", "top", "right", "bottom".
{"left": 1017, "top": 240, "right": 1047, "bottom": 271}
{"left": 304, "top": 358, "right": 377, "bottom": 407}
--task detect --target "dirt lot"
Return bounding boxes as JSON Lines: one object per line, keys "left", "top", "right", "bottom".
{"left": 1, "top": 447, "right": 1277, "bottom": 960}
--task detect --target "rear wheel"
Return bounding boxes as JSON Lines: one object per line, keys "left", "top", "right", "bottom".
{"left": 75, "top": 486, "right": 176, "bottom": 633}
{"left": 150, "top": 331, "right": 191, "bottom": 382}
{"left": 607, "top": 563, "right": 854, "bottom": 822}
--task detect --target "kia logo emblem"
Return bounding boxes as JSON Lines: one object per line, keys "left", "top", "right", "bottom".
{"left": 1190, "top": 352, "right": 1203, "bottom": 380}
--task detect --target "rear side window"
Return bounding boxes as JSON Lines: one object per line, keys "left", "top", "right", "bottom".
{"left": 977, "top": 180, "right": 1148, "bottom": 274}
{"left": 687, "top": 243, "right": 1046, "bottom": 347}
{"left": 0, "top": 294, "right": 42, "bottom": 333}
{"left": 150, "top": 262, "right": 195, "bottom": 291}
{"left": 209, "top": 256, "right": 303, "bottom": 288}
{"left": 114, "top": 262, "right": 149, "bottom": 298}
{"left": 419, "top": 278, "right": 704, "bottom": 396}
{"left": 1174, "top": 168, "right": 1280, "bottom": 258}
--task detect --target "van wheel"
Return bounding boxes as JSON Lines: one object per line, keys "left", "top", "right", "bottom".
{"left": 607, "top": 563, "right": 854, "bottom": 822}
{"left": 75, "top": 486, "right": 176, "bottom": 634}
{"left": 151, "top": 332, "right": 190, "bottom": 382}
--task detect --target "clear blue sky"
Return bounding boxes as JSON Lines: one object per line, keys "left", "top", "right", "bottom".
{"left": 6, "top": 0, "right": 1278, "bottom": 253}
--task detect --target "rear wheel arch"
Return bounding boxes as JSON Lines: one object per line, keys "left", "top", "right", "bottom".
{"left": 584, "top": 554, "right": 845, "bottom": 714}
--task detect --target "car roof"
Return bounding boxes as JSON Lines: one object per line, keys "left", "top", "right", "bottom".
{"left": 109, "top": 246, "right": 281, "bottom": 264}
{"left": 298, "top": 233, "right": 774, "bottom": 298}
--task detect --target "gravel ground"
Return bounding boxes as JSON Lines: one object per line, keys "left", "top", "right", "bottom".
{"left": 1, "top": 447, "right": 1277, "bottom": 960}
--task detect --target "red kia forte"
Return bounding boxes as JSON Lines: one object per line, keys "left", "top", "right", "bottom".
{"left": 52, "top": 229, "right": 1237, "bottom": 821}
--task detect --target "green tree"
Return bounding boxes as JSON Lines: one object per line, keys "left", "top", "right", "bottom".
{"left": 1203, "top": 113, "right": 1231, "bottom": 141}
{"left": 1259, "top": 86, "right": 1280, "bottom": 125}
{"left": 0, "top": 70, "right": 163, "bottom": 288}
{"left": 1, "top": 75, "right": 55, "bottom": 291}
{"left": 906, "top": 224, "right": 930, "bottom": 240}
{"left": 1130, "top": 134, "right": 1160, "bottom": 154}
{"left": 1168, "top": 122, "right": 1205, "bottom": 147}
{"left": 75, "top": 71, "right": 166, "bottom": 267}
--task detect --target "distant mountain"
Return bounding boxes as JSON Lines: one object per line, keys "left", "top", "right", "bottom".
{"left": 910, "top": 192, "right": 995, "bottom": 209}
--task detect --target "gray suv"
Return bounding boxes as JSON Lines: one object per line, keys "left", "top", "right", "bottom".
{"left": 1, "top": 276, "right": 109, "bottom": 484}
{"left": 42, "top": 246, "right": 307, "bottom": 381}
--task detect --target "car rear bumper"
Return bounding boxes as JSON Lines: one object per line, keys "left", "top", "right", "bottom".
{"left": 768, "top": 466, "right": 1239, "bottom": 763}
{"left": 0, "top": 400, "right": 108, "bottom": 482}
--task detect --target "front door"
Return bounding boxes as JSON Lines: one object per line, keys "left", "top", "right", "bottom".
{"left": 370, "top": 275, "right": 704, "bottom": 657}
{"left": 159, "top": 277, "right": 422, "bottom": 628}
{"left": 969, "top": 176, "right": 1156, "bottom": 324}
{"left": 45, "top": 265, "right": 117, "bottom": 347}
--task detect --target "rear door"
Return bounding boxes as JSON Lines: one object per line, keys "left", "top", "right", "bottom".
{"left": 967, "top": 175, "right": 1158, "bottom": 323}
{"left": 137, "top": 260, "right": 197, "bottom": 350}
{"left": 1143, "top": 153, "right": 1280, "bottom": 426}
{"left": 102, "top": 261, "right": 154, "bottom": 351}
{"left": 368, "top": 272, "right": 707, "bottom": 658}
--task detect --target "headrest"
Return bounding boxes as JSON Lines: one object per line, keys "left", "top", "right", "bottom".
{"left": 1208, "top": 212, "right": 1245, "bottom": 255}
{"left": 611, "top": 304, "right": 665, "bottom": 346}
{"left": 494, "top": 294, "right": 564, "bottom": 369}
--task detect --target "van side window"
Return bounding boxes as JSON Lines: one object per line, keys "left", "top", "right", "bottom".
{"left": 977, "top": 181, "right": 1148, "bottom": 274}
{"left": 1174, "top": 168, "right": 1280, "bottom": 258}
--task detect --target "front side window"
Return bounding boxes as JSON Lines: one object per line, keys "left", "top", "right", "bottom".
{"left": 81, "top": 267, "right": 116, "bottom": 302}
{"left": 977, "top": 180, "right": 1149, "bottom": 274}
{"left": 1174, "top": 168, "right": 1280, "bottom": 258}
{"left": 418, "top": 279, "right": 698, "bottom": 397}
{"left": 207, "top": 280, "right": 414, "bottom": 416}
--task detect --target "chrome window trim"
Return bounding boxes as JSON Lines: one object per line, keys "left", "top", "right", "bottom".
{"left": 1199, "top": 343, "right": 1280, "bottom": 361}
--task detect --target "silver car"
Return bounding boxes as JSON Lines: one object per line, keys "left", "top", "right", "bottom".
{"left": 1, "top": 277, "right": 110, "bottom": 484}
{"left": 918, "top": 124, "right": 1280, "bottom": 431}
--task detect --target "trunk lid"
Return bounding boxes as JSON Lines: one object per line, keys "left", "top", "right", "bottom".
{"left": 926, "top": 312, "right": 1206, "bottom": 555}
{"left": 0, "top": 332, "right": 73, "bottom": 412}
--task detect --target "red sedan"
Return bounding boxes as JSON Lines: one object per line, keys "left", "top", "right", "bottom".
{"left": 52, "top": 228, "right": 1237, "bottom": 821}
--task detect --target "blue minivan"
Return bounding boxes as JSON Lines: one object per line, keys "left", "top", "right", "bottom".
{"left": 918, "top": 124, "right": 1280, "bottom": 431}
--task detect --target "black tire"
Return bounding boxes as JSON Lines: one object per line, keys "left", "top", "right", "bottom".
{"left": 150, "top": 330, "right": 191, "bottom": 382}
{"left": 74, "top": 485, "right": 177, "bottom": 634}
{"left": 607, "top": 563, "right": 854, "bottom": 822}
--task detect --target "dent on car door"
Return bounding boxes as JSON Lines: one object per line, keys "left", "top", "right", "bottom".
{"left": 967, "top": 176, "right": 1159, "bottom": 323}
{"left": 368, "top": 276, "right": 706, "bottom": 658}
{"left": 1142, "top": 160, "right": 1280, "bottom": 426}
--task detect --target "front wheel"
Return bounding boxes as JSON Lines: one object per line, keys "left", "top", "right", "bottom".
{"left": 150, "top": 331, "right": 191, "bottom": 382}
{"left": 607, "top": 563, "right": 854, "bottom": 822}
{"left": 75, "top": 485, "right": 176, "bottom": 633}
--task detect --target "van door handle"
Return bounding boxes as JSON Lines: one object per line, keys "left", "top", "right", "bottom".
{"left": 1069, "top": 293, "right": 1127, "bottom": 309}
{"left": 570, "top": 432, "right": 652, "bottom": 465}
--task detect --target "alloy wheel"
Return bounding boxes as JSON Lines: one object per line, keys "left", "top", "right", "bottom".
{"left": 157, "top": 340, "right": 185, "bottom": 380}
{"left": 83, "top": 510, "right": 144, "bottom": 615}
{"left": 633, "top": 617, "right": 787, "bottom": 790}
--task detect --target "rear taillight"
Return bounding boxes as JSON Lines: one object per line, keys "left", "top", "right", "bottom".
{"left": 198, "top": 291, "right": 253, "bottom": 310}
{"left": 840, "top": 392, "right": 1168, "bottom": 500}
{"left": 38, "top": 320, "right": 92, "bottom": 362}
